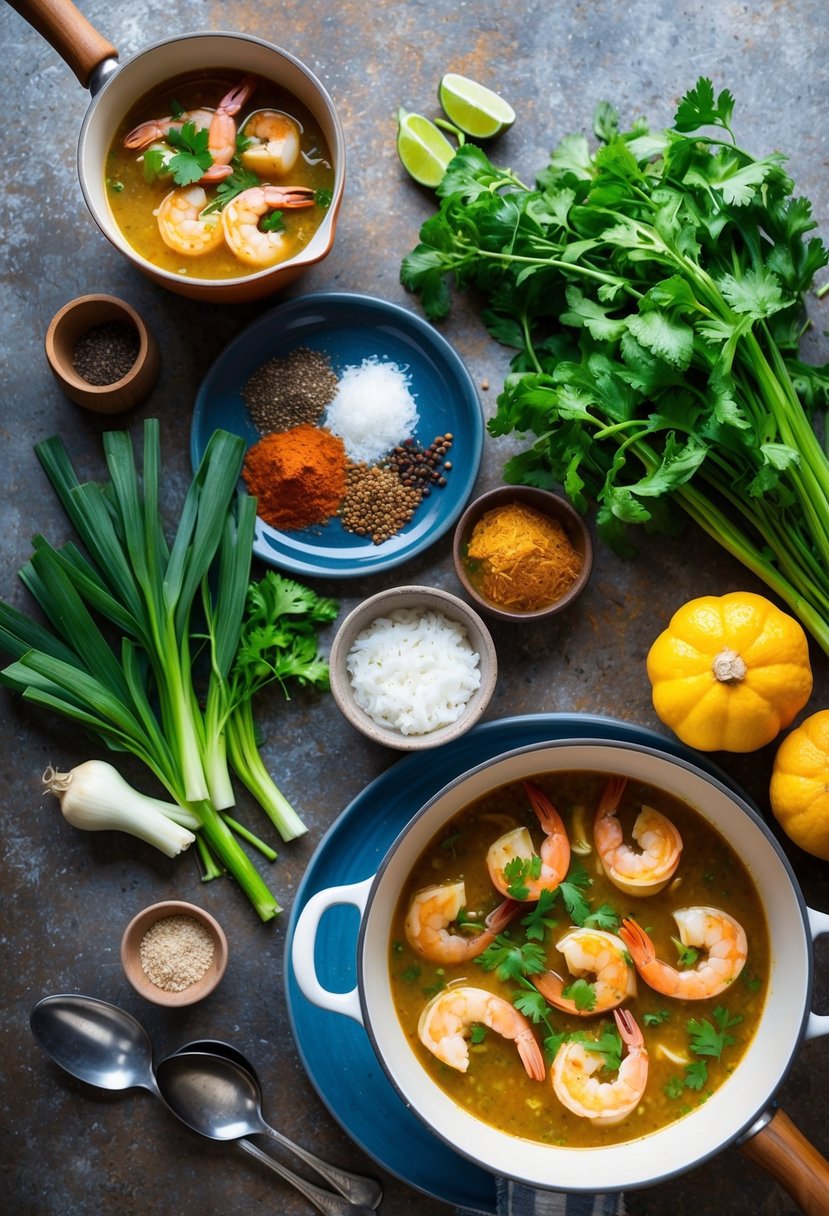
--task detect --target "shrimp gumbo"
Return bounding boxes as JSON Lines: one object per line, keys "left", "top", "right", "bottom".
{"left": 105, "top": 72, "right": 335, "bottom": 279}
{"left": 389, "top": 770, "right": 770, "bottom": 1148}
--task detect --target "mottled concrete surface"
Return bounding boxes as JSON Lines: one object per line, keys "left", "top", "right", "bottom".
{"left": 1, "top": 1, "right": 828, "bottom": 1214}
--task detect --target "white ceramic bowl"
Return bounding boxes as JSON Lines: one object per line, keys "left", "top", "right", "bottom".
{"left": 328, "top": 585, "right": 498, "bottom": 751}
{"left": 292, "top": 739, "right": 829, "bottom": 1194}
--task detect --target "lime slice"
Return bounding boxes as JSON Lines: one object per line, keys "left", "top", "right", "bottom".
{"left": 438, "top": 73, "right": 516, "bottom": 139}
{"left": 397, "top": 108, "right": 456, "bottom": 187}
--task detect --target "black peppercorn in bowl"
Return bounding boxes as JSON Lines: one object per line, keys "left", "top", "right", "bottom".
{"left": 120, "top": 900, "right": 228, "bottom": 1007}
{"left": 45, "top": 293, "right": 160, "bottom": 414}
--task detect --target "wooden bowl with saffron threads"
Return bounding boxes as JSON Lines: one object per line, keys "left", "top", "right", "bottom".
{"left": 120, "top": 900, "right": 228, "bottom": 1007}
{"left": 452, "top": 485, "right": 594, "bottom": 623}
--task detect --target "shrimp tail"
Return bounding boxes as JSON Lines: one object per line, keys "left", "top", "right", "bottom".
{"left": 524, "top": 781, "right": 566, "bottom": 836}
{"left": 217, "top": 74, "right": 258, "bottom": 116}
{"left": 484, "top": 898, "right": 522, "bottom": 935}
{"left": 618, "top": 918, "right": 654, "bottom": 968}
{"left": 596, "top": 775, "right": 628, "bottom": 823}
{"left": 516, "top": 1028, "right": 547, "bottom": 1081}
{"left": 614, "top": 1006, "right": 645, "bottom": 1051}
{"left": 532, "top": 969, "right": 574, "bottom": 1012}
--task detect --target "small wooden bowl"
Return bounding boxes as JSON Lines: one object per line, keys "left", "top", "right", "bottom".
{"left": 120, "top": 900, "right": 228, "bottom": 1008}
{"left": 452, "top": 485, "right": 594, "bottom": 622}
{"left": 45, "top": 294, "right": 160, "bottom": 414}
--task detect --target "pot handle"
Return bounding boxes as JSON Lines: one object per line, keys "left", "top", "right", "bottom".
{"left": 805, "top": 907, "right": 829, "bottom": 1041}
{"left": 739, "top": 1107, "right": 829, "bottom": 1216}
{"left": 6, "top": 0, "right": 118, "bottom": 89}
{"left": 291, "top": 876, "right": 374, "bottom": 1026}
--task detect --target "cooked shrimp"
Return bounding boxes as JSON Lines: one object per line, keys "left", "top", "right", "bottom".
{"left": 221, "top": 185, "right": 317, "bottom": 267}
{"left": 155, "top": 185, "right": 225, "bottom": 257}
{"left": 124, "top": 76, "right": 257, "bottom": 183}
{"left": 551, "top": 1008, "right": 648, "bottom": 1126}
{"left": 241, "top": 109, "right": 301, "bottom": 176}
{"left": 593, "top": 775, "right": 683, "bottom": 896}
{"left": 619, "top": 906, "right": 747, "bottom": 1000}
{"left": 418, "top": 985, "right": 546, "bottom": 1080}
{"left": 533, "top": 928, "right": 637, "bottom": 1015}
{"left": 404, "top": 880, "right": 518, "bottom": 964}
{"left": 487, "top": 781, "right": 571, "bottom": 901}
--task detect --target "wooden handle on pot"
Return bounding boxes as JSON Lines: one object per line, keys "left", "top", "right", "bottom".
{"left": 740, "top": 1107, "right": 829, "bottom": 1216}
{"left": 6, "top": 0, "right": 117, "bottom": 88}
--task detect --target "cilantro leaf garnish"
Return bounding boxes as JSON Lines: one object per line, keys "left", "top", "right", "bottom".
{"left": 261, "top": 210, "right": 286, "bottom": 234}
{"left": 521, "top": 888, "right": 558, "bottom": 942}
{"left": 315, "top": 187, "right": 333, "bottom": 208}
{"left": 166, "top": 120, "right": 214, "bottom": 186}
{"left": 643, "top": 1009, "right": 670, "bottom": 1027}
{"left": 476, "top": 935, "right": 546, "bottom": 982}
{"left": 201, "top": 166, "right": 262, "bottom": 215}
{"left": 673, "top": 937, "right": 699, "bottom": 968}
{"left": 503, "top": 854, "right": 542, "bottom": 900}
{"left": 687, "top": 1006, "right": 742, "bottom": 1061}
{"left": 470, "top": 1023, "right": 488, "bottom": 1044}
{"left": 571, "top": 1027, "right": 623, "bottom": 1073}
{"left": 561, "top": 977, "right": 597, "bottom": 1012}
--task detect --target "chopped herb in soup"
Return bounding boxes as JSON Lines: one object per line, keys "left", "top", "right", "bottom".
{"left": 105, "top": 72, "right": 335, "bottom": 279}
{"left": 389, "top": 771, "right": 769, "bottom": 1148}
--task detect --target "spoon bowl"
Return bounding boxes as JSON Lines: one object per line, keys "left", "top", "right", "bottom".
{"left": 30, "top": 993, "right": 159, "bottom": 1094}
{"left": 156, "top": 1051, "right": 382, "bottom": 1209}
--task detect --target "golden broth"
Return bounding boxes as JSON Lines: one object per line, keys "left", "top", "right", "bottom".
{"left": 389, "top": 771, "right": 769, "bottom": 1148}
{"left": 105, "top": 72, "right": 335, "bottom": 280}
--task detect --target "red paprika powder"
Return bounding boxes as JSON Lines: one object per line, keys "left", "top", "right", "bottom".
{"left": 243, "top": 424, "right": 347, "bottom": 530}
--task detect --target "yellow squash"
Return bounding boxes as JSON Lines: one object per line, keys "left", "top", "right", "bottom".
{"left": 770, "top": 710, "right": 829, "bottom": 860}
{"left": 646, "top": 591, "right": 812, "bottom": 752}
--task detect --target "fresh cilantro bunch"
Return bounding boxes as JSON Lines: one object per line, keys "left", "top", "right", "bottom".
{"left": 222, "top": 571, "right": 338, "bottom": 840}
{"left": 401, "top": 77, "right": 829, "bottom": 653}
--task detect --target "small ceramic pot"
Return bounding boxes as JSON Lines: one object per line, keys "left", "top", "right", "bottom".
{"left": 121, "top": 899, "right": 228, "bottom": 1007}
{"left": 453, "top": 485, "right": 594, "bottom": 622}
{"left": 292, "top": 739, "right": 829, "bottom": 1199}
{"left": 15, "top": 1, "right": 345, "bottom": 302}
{"left": 328, "top": 585, "right": 498, "bottom": 751}
{"left": 45, "top": 293, "right": 159, "bottom": 413}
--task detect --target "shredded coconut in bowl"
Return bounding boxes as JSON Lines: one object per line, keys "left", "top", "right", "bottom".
{"left": 324, "top": 356, "right": 419, "bottom": 464}
{"left": 346, "top": 607, "right": 481, "bottom": 735}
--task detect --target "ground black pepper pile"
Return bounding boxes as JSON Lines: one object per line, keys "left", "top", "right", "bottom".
{"left": 72, "top": 321, "right": 140, "bottom": 385}
{"left": 243, "top": 347, "right": 339, "bottom": 432}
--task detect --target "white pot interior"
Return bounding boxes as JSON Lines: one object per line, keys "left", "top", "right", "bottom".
{"left": 77, "top": 33, "right": 345, "bottom": 286}
{"left": 359, "top": 741, "right": 810, "bottom": 1192}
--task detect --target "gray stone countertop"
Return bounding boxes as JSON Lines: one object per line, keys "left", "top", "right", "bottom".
{"left": 1, "top": 1, "right": 828, "bottom": 1214}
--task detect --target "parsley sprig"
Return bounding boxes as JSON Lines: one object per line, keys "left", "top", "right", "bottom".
{"left": 401, "top": 76, "right": 829, "bottom": 654}
{"left": 662, "top": 1004, "right": 743, "bottom": 1098}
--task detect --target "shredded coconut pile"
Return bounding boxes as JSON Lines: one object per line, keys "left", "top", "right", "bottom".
{"left": 346, "top": 607, "right": 481, "bottom": 735}
{"left": 324, "top": 356, "right": 419, "bottom": 464}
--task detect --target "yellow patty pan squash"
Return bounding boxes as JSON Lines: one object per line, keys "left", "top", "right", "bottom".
{"left": 646, "top": 592, "right": 812, "bottom": 752}
{"left": 770, "top": 710, "right": 829, "bottom": 860}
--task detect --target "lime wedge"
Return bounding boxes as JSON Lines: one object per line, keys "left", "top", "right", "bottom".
{"left": 397, "top": 108, "right": 456, "bottom": 187}
{"left": 438, "top": 73, "right": 516, "bottom": 139}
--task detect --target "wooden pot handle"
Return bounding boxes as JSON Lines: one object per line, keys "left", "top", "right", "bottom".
{"left": 739, "top": 1107, "right": 829, "bottom": 1215}
{"left": 6, "top": 0, "right": 117, "bottom": 88}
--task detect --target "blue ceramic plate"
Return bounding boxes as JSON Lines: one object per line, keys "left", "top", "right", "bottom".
{"left": 190, "top": 292, "right": 484, "bottom": 578}
{"left": 284, "top": 713, "right": 744, "bottom": 1213}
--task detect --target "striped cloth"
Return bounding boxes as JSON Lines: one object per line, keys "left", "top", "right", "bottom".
{"left": 457, "top": 1178, "right": 627, "bottom": 1216}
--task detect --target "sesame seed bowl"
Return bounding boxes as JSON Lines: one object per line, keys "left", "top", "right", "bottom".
{"left": 190, "top": 292, "right": 484, "bottom": 578}
{"left": 120, "top": 900, "right": 228, "bottom": 1008}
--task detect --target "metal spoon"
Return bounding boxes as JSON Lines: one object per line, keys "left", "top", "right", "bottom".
{"left": 156, "top": 1051, "right": 383, "bottom": 1213}
{"left": 30, "top": 998, "right": 381, "bottom": 1213}
{"left": 30, "top": 993, "right": 161, "bottom": 1096}
{"left": 172, "top": 1038, "right": 261, "bottom": 1085}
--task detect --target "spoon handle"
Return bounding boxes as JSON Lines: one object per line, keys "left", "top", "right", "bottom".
{"left": 262, "top": 1126, "right": 383, "bottom": 1209}
{"left": 238, "top": 1139, "right": 375, "bottom": 1216}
